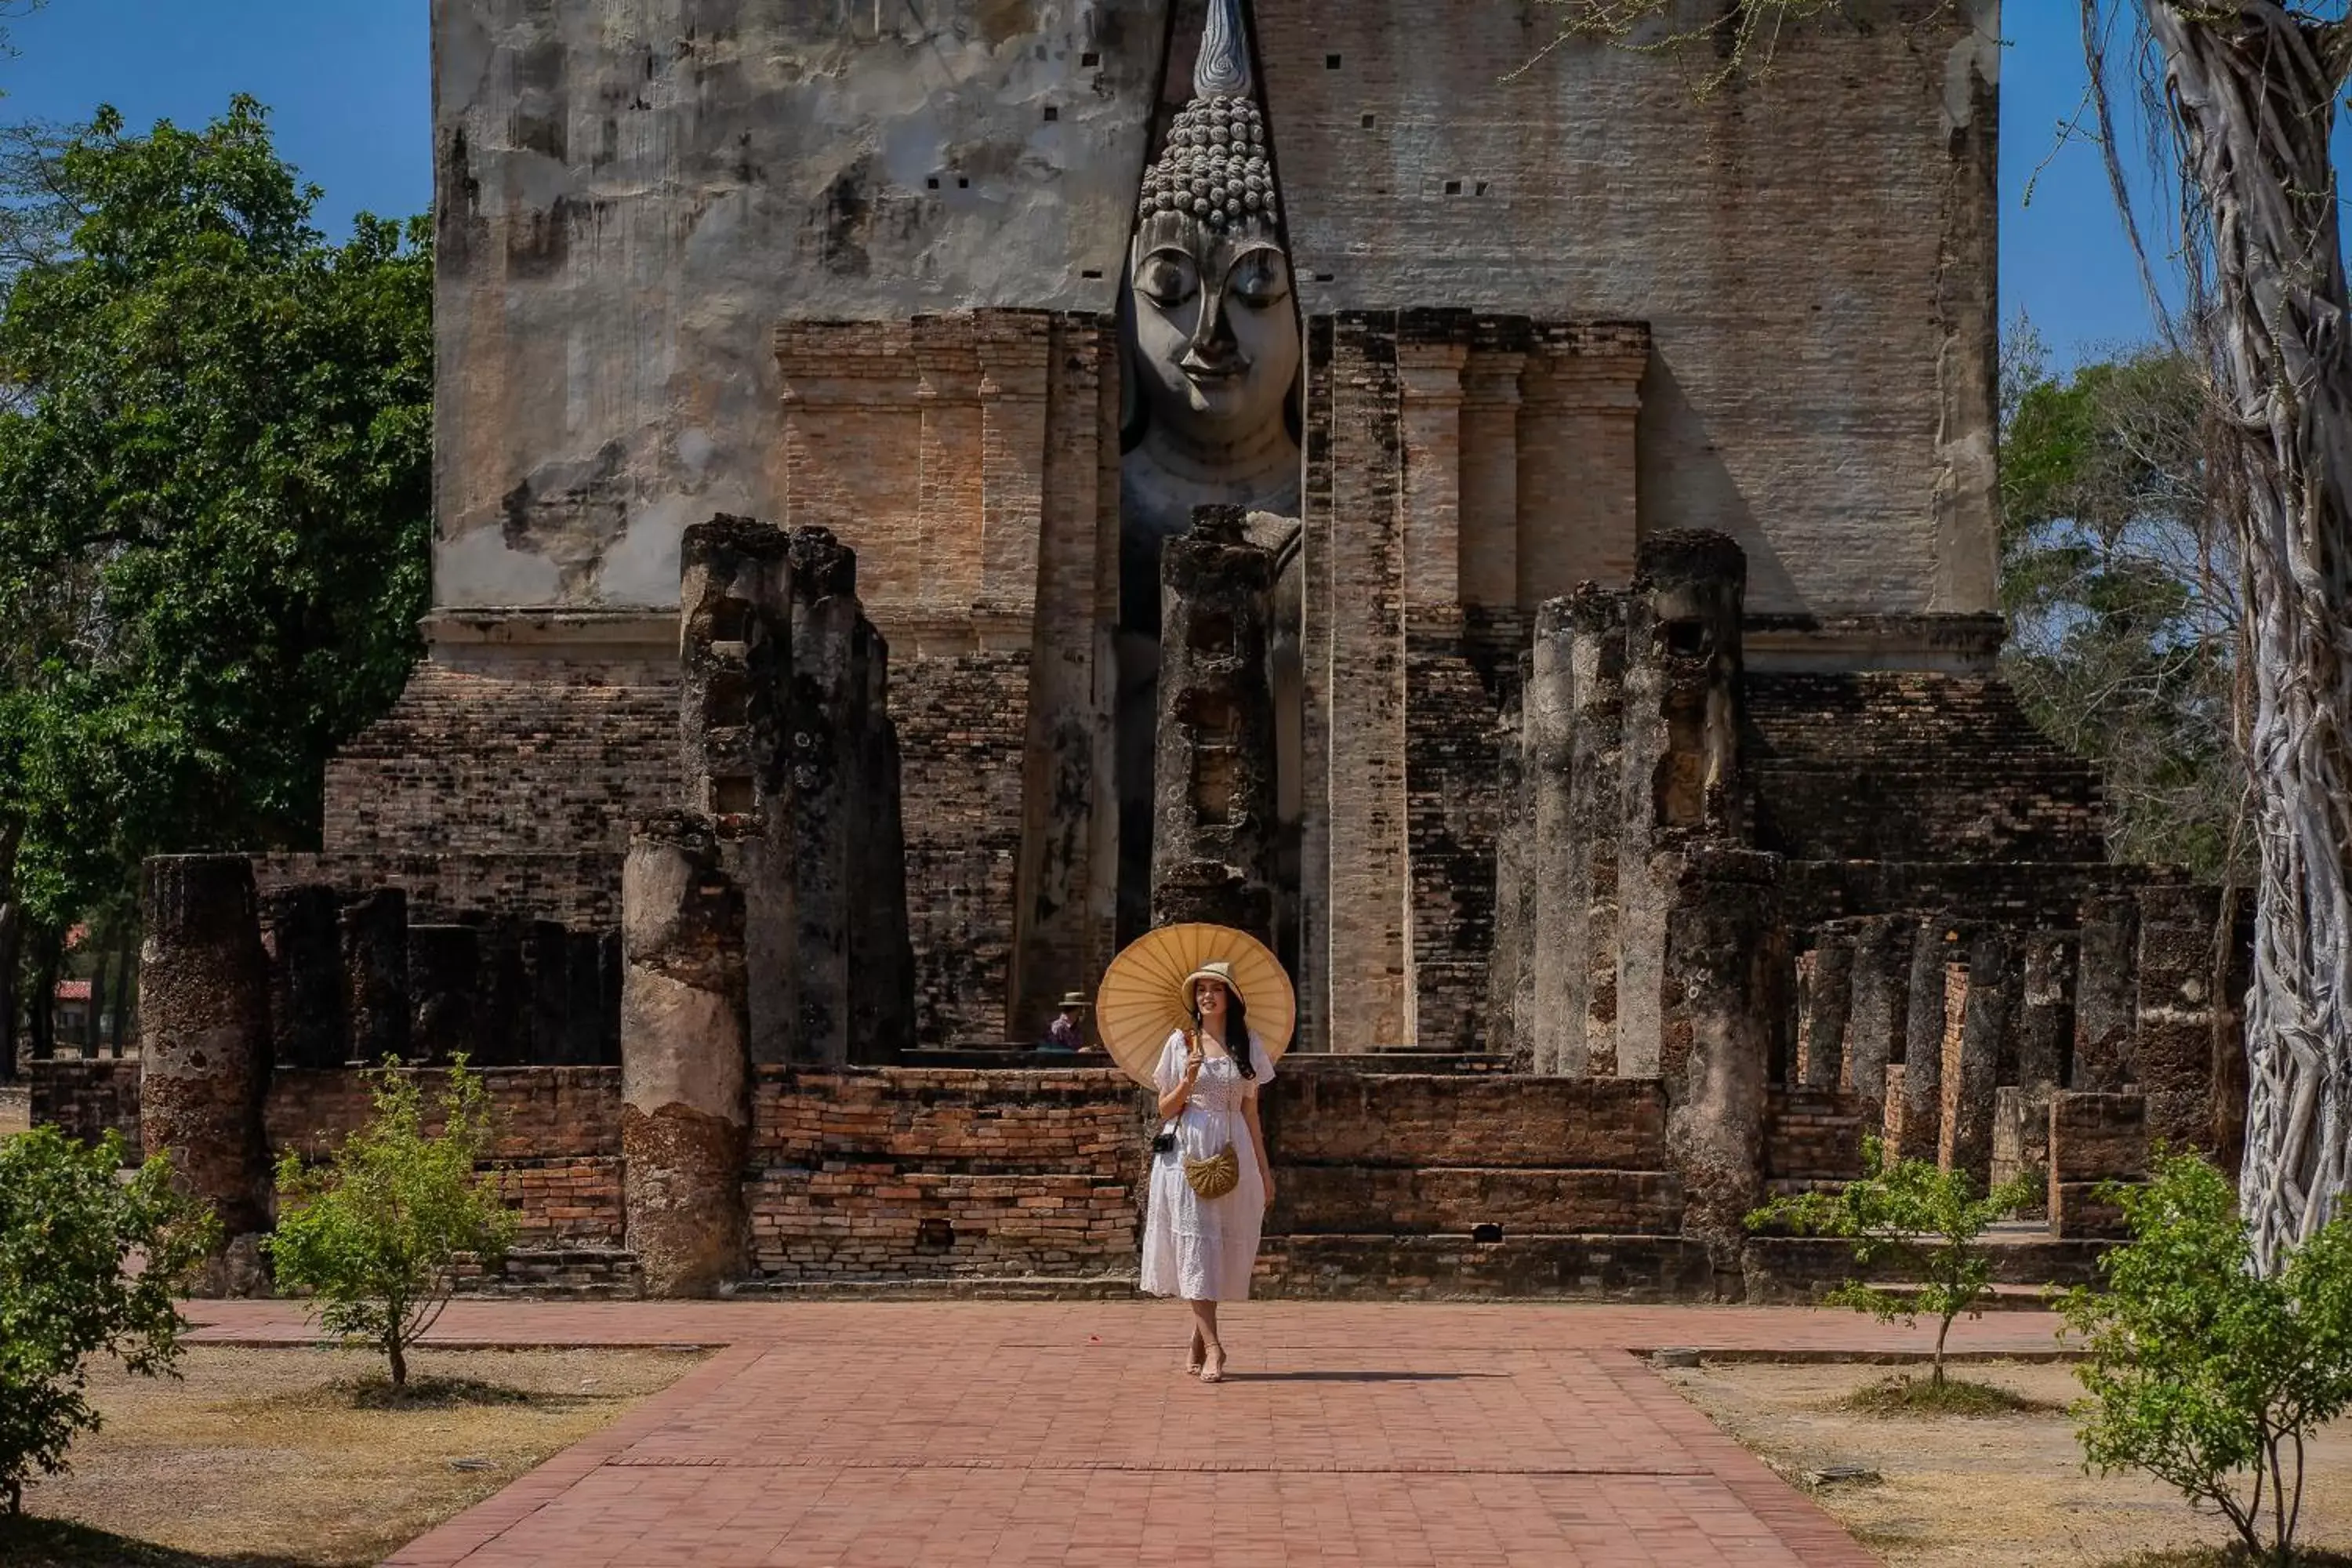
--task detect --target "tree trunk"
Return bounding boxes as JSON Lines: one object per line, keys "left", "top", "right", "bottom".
{"left": 27, "top": 925, "right": 60, "bottom": 1062}
{"left": 109, "top": 919, "right": 134, "bottom": 1058}
{"left": 2145, "top": 3, "right": 2352, "bottom": 1269}
{"left": 0, "top": 818, "right": 20, "bottom": 1084}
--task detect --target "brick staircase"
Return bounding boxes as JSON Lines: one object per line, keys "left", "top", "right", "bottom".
{"left": 1744, "top": 672, "right": 2108, "bottom": 864}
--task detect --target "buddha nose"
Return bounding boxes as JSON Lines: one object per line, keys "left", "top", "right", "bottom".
{"left": 1181, "top": 288, "right": 1246, "bottom": 375}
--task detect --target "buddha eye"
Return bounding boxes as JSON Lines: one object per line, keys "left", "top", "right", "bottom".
{"left": 1227, "top": 252, "right": 1289, "bottom": 307}
{"left": 1138, "top": 251, "right": 1198, "bottom": 308}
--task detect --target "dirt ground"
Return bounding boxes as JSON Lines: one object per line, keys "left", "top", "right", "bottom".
{"left": 0, "top": 1087, "right": 30, "bottom": 1137}
{"left": 3, "top": 1344, "right": 706, "bottom": 1567}
{"left": 1665, "top": 1359, "right": 2352, "bottom": 1567}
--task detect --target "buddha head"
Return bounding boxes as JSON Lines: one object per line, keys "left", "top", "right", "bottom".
{"left": 1123, "top": 1, "right": 1298, "bottom": 463}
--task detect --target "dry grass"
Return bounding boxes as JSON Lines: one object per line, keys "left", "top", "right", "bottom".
{"left": 0, "top": 1088, "right": 31, "bottom": 1138}
{"left": 1841, "top": 1373, "right": 2062, "bottom": 1417}
{"left": 1665, "top": 1359, "right": 2352, "bottom": 1568}
{"left": 2, "top": 1343, "right": 706, "bottom": 1567}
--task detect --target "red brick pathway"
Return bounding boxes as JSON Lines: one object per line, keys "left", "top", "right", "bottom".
{"left": 181, "top": 1301, "right": 2068, "bottom": 1566}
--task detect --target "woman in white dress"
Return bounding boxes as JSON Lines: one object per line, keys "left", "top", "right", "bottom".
{"left": 1138, "top": 960, "right": 1275, "bottom": 1384}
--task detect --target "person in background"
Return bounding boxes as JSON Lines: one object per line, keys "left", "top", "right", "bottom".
{"left": 1044, "top": 993, "right": 1089, "bottom": 1053}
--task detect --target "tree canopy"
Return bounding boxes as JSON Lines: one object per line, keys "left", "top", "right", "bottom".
{"left": 0, "top": 96, "right": 431, "bottom": 935}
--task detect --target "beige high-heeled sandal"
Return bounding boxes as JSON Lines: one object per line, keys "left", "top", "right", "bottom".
{"left": 1185, "top": 1330, "right": 1207, "bottom": 1377}
{"left": 1199, "top": 1342, "right": 1226, "bottom": 1384}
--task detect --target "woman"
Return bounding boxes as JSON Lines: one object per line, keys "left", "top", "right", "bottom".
{"left": 1138, "top": 959, "right": 1276, "bottom": 1383}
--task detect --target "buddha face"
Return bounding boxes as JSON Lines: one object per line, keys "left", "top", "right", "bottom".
{"left": 1127, "top": 216, "right": 1300, "bottom": 450}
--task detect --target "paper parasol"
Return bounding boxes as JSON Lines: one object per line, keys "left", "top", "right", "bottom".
{"left": 1094, "top": 923, "right": 1296, "bottom": 1090}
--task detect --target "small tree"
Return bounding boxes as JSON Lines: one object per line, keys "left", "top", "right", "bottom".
{"left": 1749, "top": 1136, "right": 2042, "bottom": 1388}
{"left": 0, "top": 1127, "right": 217, "bottom": 1514}
{"left": 267, "top": 1059, "right": 517, "bottom": 1388}
{"left": 2061, "top": 1150, "right": 2352, "bottom": 1567}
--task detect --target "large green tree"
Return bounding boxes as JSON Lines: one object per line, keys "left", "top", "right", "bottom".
{"left": 1999, "top": 335, "right": 2244, "bottom": 880}
{"left": 0, "top": 97, "right": 431, "bottom": 1062}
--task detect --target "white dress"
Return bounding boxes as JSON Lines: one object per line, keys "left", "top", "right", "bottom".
{"left": 1139, "top": 1029, "right": 1274, "bottom": 1301}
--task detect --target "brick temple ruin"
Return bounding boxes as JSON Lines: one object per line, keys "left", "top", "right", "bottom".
{"left": 29, "top": 0, "right": 2249, "bottom": 1300}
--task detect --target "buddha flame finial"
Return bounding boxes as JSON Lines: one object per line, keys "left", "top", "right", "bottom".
{"left": 1136, "top": 0, "right": 1276, "bottom": 235}
{"left": 1194, "top": 0, "right": 1251, "bottom": 98}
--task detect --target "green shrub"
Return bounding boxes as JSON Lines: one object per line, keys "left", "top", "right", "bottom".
{"left": 267, "top": 1058, "right": 517, "bottom": 1387}
{"left": 2060, "top": 1151, "right": 2352, "bottom": 1567}
{"left": 0, "top": 1127, "right": 218, "bottom": 1514}
{"left": 1749, "top": 1135, "right": 2041, "bottom": 1386}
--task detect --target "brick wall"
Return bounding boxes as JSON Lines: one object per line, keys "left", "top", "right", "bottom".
{"left": 1746, "top": 673, "right": 2107, "bottom": 864}
{"left": 746, "top": 1065, "right": 1150, "bottom": 1280}
{"left": 323, "top": 663, "right": 679, "bottom": 858}
{"left": 1261, "top": 1071, "right": 1668, "bottom": 1169}
{"left": 1404, "top": 640, "right": 1508, "bottom": 1051}
{"left": 254, "top": 851, "right": 626, "bottom": 927}
{"left": 893, "top": 653, "right": 1034, "bottom": 1044}
{"left": 267, "top": 1065, "right": 625, "bottom": 1243}
{"left": 28, "top": 1059, "right": 143, "bottom": 1154}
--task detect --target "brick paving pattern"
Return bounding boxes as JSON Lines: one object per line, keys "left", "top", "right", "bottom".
{"left": 180, "top": 1301, "right": 2067, "bottom": 1566}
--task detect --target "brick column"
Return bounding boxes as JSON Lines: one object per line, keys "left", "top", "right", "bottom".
{"left": 140, "top": 855, "right": 271, "bottom": 1243}
{"left": 1523, "top": 597, "right": 1579, "bottom": 1074}
{"left": 408, "top": 924, "right": 482, "bottom": 1065}
{"left": 1949, "top": 928, "right": 2018, "bottom": 1181}
{"left": 1486, "top": 677, "right": 1530, "bottom": 1064}
{"left": 1457, "top": 347, "right": 1523, "bottom": 612}
{"left": 1569, "top": 587, "right": 1632, "bottom": 1076}
{"left": 1397, "top": 336, "right": 1467, "bottom": 630}
{"left": 2134, "top": 884, "right": 2223, "bottom": 1156}
{"left": 785, "top": 526, "right": 865, "bottom": 1065}
{"left": 1514, "top": 335, "right": 1644, "bottom": 604}
{"left": 1845, "top": 913, "right": 1910, "bottom": 1123}
{"left": 2074, "top": 892, "right": 2138, "bottom": 1091}
{"left": 1893, "top": 915, "right": 1952, "bottom": 1164}
{"left": 2049, "top": 1090, "right": 2146, "bottom": 1239}
{"left": 679, "top": 514, "right": 793, "bottom": 1063}
{"left": 1801, "top": 928, "right": 1855, "bottom": 1091}
{"left": 339, "top": 888, "right": 409, "bottom": 1064}
{"left": 1615, "top": 533, "right": 1746, "bottom": 1079}
{"left": 620, "top": 811, "right": 751, "bottom": 1298}
{"left": 2017, "top": 931, "right": 2074, "bottom": 1090}
{"left": 1150, "top": 506, "right": 1279, "bottom": 946}
{"left": 260, "top": 884, "right": 343, "bottom": 1070}
{"left": 1660, "top": 845, "right": 1779, "bottom": 1294}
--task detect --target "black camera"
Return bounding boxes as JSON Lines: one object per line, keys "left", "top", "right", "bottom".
{"left": 1150, "top": 1129, "right": 1177, "bottom": 1154}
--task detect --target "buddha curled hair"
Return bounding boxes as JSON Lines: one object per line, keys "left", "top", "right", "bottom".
{"left": 1136, "top": 93, "right": 1280, "bottom": 240}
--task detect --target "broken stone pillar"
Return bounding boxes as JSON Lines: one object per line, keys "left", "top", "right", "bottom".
{"left": 784, "top": 526, "right": 862, "bottom": 1062}
{"left": 2074, "top": 892, "right": 2138, "bottom": 1091}
{"left": 679, "top": 514, "right": 793, "bottom": 1064}
{"left": 1568, "top": 586, "right": 1632, "bottom": 1075}
{"left": 2049, "top": 1089, "right": 2147, "bottom": 1239}
{"left": 1948, "top": 928, "right": 2018, "bottom": 1181}
{"left": 2017, "top": 931, "right": 2074, "bottom": 1091}
{"left": 339, "top": 888, "right": 409, "bottom": 1064}
{"left": 261, "top": 884, "right": 343, "bottom": 1070}
{"left": 620, "top": 811, "right": 751, "bottom": 1298}
{"left": 1992, "top": 1083, "right": 2053, "bottom": 1216}
{"left": 469, "top": 916, "right": 529, "bottom": 1068}
{"left": 1659, "top": 844, "right": 1779, "bottom": 1295}
{"left": 847, "top": 628, "right": 916, "bottom": 1066}
{"left": 2134, "top": 884, "right": 2223, "bottom": 1156}
{"left": 1800, "top": 928, "right": 1854, "bottom": 1091}
{"left": 1893, "top": 915, "right": 1952, "bottom": 1164}
{"left": 1616, "top": 532, "right": 1747, "bottom": 1079}
{"left": 1486, "top": 678, "right": 1529, "bottom": 1064}
{"left": 140, "top": 855, "right": 272, "bottom": 1247}
{"left": 1149, "top": 506, "right": 1278, "bottom": 947}
{"left": 407, "top": 924, "right": 482, "bottom": 1066}
{"left": 1845, "top": 913, "right": 1911, "bottom": 1122}
{"left": 524, "top": 920, "right": 575, "bottom": 1065}
{"left": 1523, "top": 597, "right": 1579, "bottom": 1074}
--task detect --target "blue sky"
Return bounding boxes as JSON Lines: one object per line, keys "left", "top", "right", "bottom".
{"left": 2, "top": 2, "right": 2169, "bottom": 368}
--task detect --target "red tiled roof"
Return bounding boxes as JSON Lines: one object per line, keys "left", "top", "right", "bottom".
{"left": 53, "top": 979, "right": 93, "bottom": 1002}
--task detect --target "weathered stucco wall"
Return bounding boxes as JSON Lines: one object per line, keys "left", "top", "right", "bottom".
{"left": 1261, "top": 0, "right": 2000, "bottom": 618}
{"left": 431, "top": 0, "right": 1998, "bottom": 621}
{"left": 431, "top": 0, "right": 1171, "bottom": 612}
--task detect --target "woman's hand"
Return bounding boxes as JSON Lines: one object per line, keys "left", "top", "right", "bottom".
{"left": 1184, "top": 1039, "right": 1205, "bottom": 1080}
{"left": 1260, "top": 1168, "right": 1276, "bottom": 1212}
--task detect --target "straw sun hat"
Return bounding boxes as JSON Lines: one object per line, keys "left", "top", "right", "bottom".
{"left": 1094, "top": 923, "right": 1296, "bottom": 1090}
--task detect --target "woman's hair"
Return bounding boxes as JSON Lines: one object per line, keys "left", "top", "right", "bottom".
{"left": 1189, "top": 979, "right": 1254, "bottom": 1080}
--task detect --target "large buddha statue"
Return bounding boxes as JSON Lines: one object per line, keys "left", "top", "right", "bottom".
{"left": 1114, "top": 0, "right": 1303, "bottom": 944}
